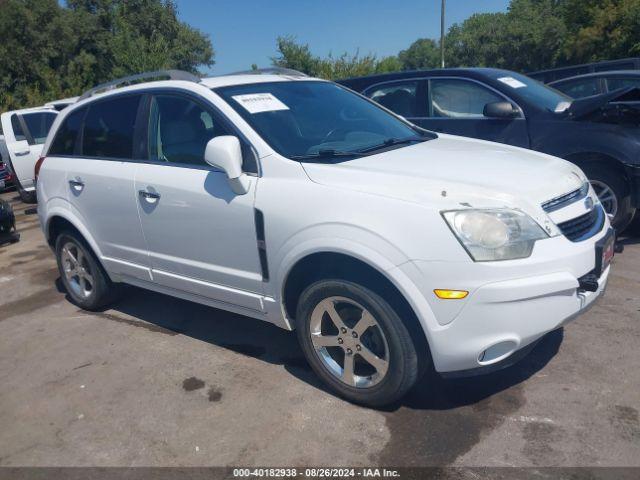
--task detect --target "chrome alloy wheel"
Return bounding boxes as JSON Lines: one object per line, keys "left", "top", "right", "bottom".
{"left": 590, "top": 180, "right": 618, "bottom": 220}
{"left": 61, "top": 241, "right": 94, "bottom": 299}
{"left": 309, "top": 296, "right": 390, "bottom": 388}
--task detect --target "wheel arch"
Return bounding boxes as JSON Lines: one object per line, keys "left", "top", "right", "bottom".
{"left": 280, "top": 250, "right": 432, "bottom": 368}
{"left": 45, "top": 210, "right": 104, "bottom": 261}
{"left": 564, "top": 151, "right": 633, "bottom": 196}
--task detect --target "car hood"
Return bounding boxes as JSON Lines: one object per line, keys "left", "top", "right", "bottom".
{"left": 565, "top": 86, "right": 640, "bottom": 119}
{"left": 301, "top": 134, "right": 585, "bottom": 214}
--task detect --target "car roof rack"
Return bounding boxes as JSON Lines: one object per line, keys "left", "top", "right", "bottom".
{"left": 79, "top": 70, "right": 201, "bottom": 100}
{"left": 224, "top": 67, "right": 308, "bottom": 78}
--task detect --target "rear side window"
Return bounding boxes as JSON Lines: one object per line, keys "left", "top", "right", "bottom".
{"left": 606, "top": 77, "right": 640, "bottom": 92}
{"left": 82, "top": 95, "right": 141, "bottom": 159}
{"left": 11, "top": 115, "right": 26, "bottom": 142}
{"left": 48, "top": 108, "right": 86, "bottom": 156}
{"left": 367, "top": 81, "right": 421, "bottom": 118}
{"left": 554, "top": 78, "right": 600, "bottom": 98}
{"left": 22, "top": 112, "right": 57, "bottom": 145}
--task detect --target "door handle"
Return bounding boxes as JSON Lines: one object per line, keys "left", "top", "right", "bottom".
{"left": 139, "top": 189, "right": 160, "bottom": 204}
{"left": 15, "top": 150, "right": 30, "bottom": 156}
{"left": 68, "top": 179, "right": 85, "bottom": 192}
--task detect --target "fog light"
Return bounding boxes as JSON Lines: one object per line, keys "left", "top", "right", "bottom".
{"left": 434, "top": 289, "right": 469, "bottom": 300}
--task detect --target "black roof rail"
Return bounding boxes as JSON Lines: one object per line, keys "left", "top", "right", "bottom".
{"left": 224, "top": 67, "right": 308, "bottom": 78}
{"left": 79, "top": 70, "right": 201, "bottom": 100}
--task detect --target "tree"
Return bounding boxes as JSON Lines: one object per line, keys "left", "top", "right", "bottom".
{"left": 443, "top": 1, "right": 566, "bottom": 71}
{"left": 398, "top": 38, "right": 440, "bottom": 70}
{"left": 560, "top": 0, "right": 640, "bottom": 64}
{"left": 445, "top": 13, "right": 509, "bottom": 68}
{"left": 0, "top": 0, "right": 214, "bottom": 111}
{"left": 500, "top": 0, "right": 566, "bottom": 71}
{"left": 271, "top": 36, "right": 400, "bottom": 79}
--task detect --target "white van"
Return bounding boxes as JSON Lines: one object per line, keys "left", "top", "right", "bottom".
{"left": 0, "top": 106, "right": 58, "bottom": 202}
{"left": 37, "top": 70, "right": 614, "bottom": 406}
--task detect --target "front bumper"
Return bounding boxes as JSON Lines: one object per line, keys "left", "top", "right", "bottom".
{"left": 398, "top": 226, "right": 611, "bottom": 374}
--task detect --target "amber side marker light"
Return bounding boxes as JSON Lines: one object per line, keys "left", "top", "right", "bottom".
{"left": 434, "top": 289, "right": 469, "bottom": 300}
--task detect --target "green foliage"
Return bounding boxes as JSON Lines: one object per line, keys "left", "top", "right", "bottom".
{"left": 561, "top": 0, "right": 640, "bottom": 63}
{"left": 272, "top": 0, "right": 640, "bottom": 79}
{"left": 398, "top": 38, "right": 441, "bottom": 70}
{"left": 0, "top": 0, "right": 214, "bottom": 111}
{"left": 444, "top": 0, "right": 566, "bottom": 71}
{"left": 271, "top": 36, "right": 400, "bottom": 79}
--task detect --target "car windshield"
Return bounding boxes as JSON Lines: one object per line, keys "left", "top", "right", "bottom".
{"left": 484, "top": 71, "right": 573, "bottom": 113}
{"left": 215, "top": 81, "right": 432, "bottom": 160}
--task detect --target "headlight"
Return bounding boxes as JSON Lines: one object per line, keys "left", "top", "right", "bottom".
{"left": 442, "top": 209, "right": 549, "bottom": 261}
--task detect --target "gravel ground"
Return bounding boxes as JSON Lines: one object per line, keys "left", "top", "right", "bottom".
{"left": 0, "top": 190, "right": 638, "bottom": 468}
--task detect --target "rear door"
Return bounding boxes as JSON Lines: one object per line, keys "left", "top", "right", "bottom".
{"left": 420, "top": 77, "right": 530, "bottom": 147}
{"left": 58, "top": 94, "right": 150, "bottom": 281}
{"left": 0, "top": 109, "right": 57, "bottom": 191}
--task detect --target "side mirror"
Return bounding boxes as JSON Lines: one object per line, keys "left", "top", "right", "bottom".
{"left": 483, "top": 101, "right": 519, "bottom": 119}
{"left": 204, "top": 136, "right": 250, "bottom": 195}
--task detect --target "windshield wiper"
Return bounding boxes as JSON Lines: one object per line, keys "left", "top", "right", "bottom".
{"left": 356, "top": 136, "right": 425, "bottom": 154}
{"left": 290, "top": 149, "right": 362, "bottom": 162}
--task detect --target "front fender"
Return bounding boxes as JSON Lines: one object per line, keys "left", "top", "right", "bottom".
{"left": 272, "top": 224, "right": 440, "bottom": 338}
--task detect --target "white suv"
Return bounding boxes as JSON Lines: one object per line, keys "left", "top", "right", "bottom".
{"left": 37, "top": 69, "right": 614, "bottom": 406}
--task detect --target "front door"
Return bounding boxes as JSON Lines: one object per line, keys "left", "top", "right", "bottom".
{"left": 0, "top": 109, "right": 57, "bottom": 190}
{"left": 134, "top": 93, "right": 264, "bottom": 311}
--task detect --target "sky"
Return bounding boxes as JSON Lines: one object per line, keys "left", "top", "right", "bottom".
{"left": 174, "top": 0, "right": 511, "bottom": 75}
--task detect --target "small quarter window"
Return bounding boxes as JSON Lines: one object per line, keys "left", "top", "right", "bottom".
{"left": 82, "top": 95, "right": 141, "bottom": 159}
{"left": 49, "top": 108, "right": 86, "bottom": 156}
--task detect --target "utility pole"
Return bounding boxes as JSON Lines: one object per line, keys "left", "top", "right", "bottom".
{"left": 440, "top": 0, "right": 446, "bottom": 68}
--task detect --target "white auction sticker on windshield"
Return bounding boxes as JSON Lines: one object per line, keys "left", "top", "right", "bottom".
{"left": 232, "top": 93, "right": 289, "bottom": 113}
{"left": 497, "top": 76, "right": 527, "bottom": 89}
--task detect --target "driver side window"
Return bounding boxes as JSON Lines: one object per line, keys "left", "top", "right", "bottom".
{"left": 148, "top": 95, "right": 229, "bottom": 167}
{"left": 429, "top": 79, "right": 504, "bottom": 118}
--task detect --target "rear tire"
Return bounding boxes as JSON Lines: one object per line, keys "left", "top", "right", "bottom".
{"left": 583, "top": 165, "right": 635, "bottom": 232}
{"left": 55, "top": 231, "right": 119, "bottom": 310}
{"left": 295, "top": 279, "right": 420, "bottom": 407}
{"left": 15, "top": 178, "right": 36, "bottom": 204}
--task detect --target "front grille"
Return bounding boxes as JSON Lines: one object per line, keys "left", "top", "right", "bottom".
{"left": 541, "top": 183, "right": 589, "bottom": 213}
{"left": 557, "top": 206, "right": 605, "bottom": 242}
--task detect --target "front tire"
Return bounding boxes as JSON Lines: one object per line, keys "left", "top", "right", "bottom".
{"left": 295, "top": 279, "right": 420, "bottom": 407}
{"left": 55, "top": 231, "right": 119, "bottom": 310}
{"left": 584, "top": 166, "right": 635, "bottom": 232}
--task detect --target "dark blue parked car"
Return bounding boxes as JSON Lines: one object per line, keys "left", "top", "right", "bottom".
{"left": 549, "top": 70, "right": 640, "bottom": 100}
{"left": 339, "top": 68, "right": 640, "bottom": 231}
